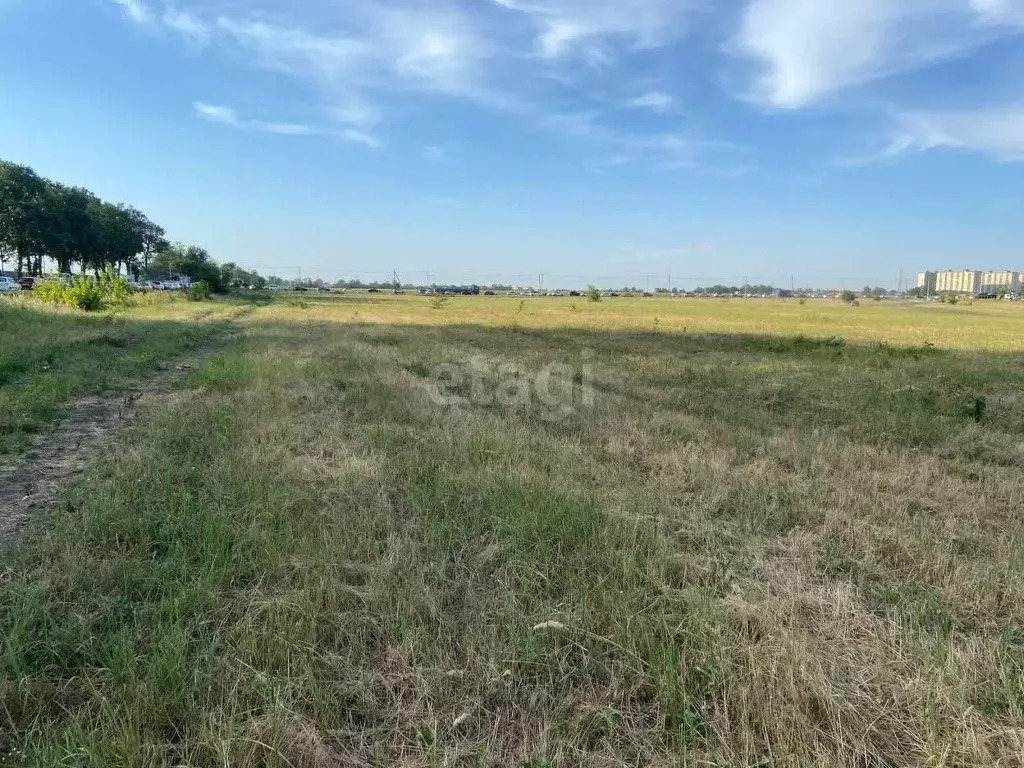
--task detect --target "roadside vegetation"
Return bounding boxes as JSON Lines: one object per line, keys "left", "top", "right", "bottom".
{"left": 1, "top": 293, "right": 1023, "bottom": 765}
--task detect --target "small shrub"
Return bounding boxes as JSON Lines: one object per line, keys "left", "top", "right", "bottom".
{"left": 65, "top": 279, "right": 105, "bottom": 311}
{"left": 841, "top": 290, "right": 857, "bottom": 304}
{"left": 185, "top": 281, "right": 212, "bottom": 302}
{"left": 587, "top": 285, "right": 602, "bottom": 303}
{"left": 98, "top": 269, "right": 132, "bottom": 305}
{"left": 33, "top": 281, "right": 68, "bottom": 305}
{"left": 798, "top": 298, "right": 807, "bottom": 305}
{"left": 430, "top": 295, "right": 450, "bottom": 310}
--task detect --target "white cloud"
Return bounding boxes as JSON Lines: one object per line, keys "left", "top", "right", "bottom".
{"left": 331, "top": 99, "right": 381, "bottom": 129}
{"left": 736, "top": 0, "right": 1024, "bottom": 108}
{"left": 162, "top": 7, "right": 210, "bottom": 43}
{"left": 972, "top": 0, "right": 1024, "bottom": 24}
{"left": 112, "top": 1, "right": 721, "bottom": 168}
{"left": 491, "top": 0, "right": 699, "bottom": 62}
{"left": 192, "top": 101, "right": 321, "bottom": 138}
{"left": 193, "top": 101, "right": 239, "bottom": 125}
{"left": 112, "top": 0, "right": 150, "bottom": 24}
{"left": 423, "top": 145, "right": 446, "bottom": 161}
{"left": 341, "top": 129, "right": 382, "bottom": 148}
{"left": 625, "top": 91, "right": 673, "bottom": 112}
{"left": 890, "top": 106, "right": 1024, "bottom": 161}
{"left": 213, "top": 8, "right": 494, "bottom": 104}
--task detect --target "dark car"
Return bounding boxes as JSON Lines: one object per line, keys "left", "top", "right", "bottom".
{"left": 569, "top": 290, "right": 582, "bottom": 297}
{"left": 484, "top": 290, "right": 496, "bottom": 295}
{"left": 20, "top": 276, "right": 41, "bottom": 291}
{"left": 368, "top": 288, "right": 382, "bottom": 293}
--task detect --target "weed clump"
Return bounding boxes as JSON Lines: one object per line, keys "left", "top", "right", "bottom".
{"left": 32, "top": 270, "right": 130, "bottom": 311}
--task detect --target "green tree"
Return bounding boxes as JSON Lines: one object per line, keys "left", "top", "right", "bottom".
{"left": 587, "top": 285, "right": 602, "bottom": 303}
{"left": 48, "top": 184, "right": 100, "bottom": 275}
{"left": 0, "top": 161, "right": 53, "bottom": 276}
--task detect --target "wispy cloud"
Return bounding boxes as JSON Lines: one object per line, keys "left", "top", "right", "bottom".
{"left": 193, "top": 101, "right": 318, "bottom": 137}
{"left": 108, "top": 0, "right": 725, "bottom": 168}
{"left": 162, "top": 7, "right": 209, "bottom": 43}
{"left": 423, "top": 145, "right": 446, "bottom": 162}
{"left": 112, "top": 0, "right": 150, "bottom": 24}
{"left": 340, "top": 128, "right": 382, "bottom": 148}
{"left": 193, "top": 101, "right": 239, "bottom": 126}
{"left": 624, "top": 91, "right": 674, "bottom": 112}
{"left": 735, "top": 0, "right": 1024, "bottom": 108}
{"left": 490, "top": 0, "right": 700, "bottom": 62}
{"left": 890, "top": 106, "right": 1024, "bottom": 161}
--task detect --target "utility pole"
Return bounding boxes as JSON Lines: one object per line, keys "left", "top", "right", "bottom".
{"left": 668, "top": 269, "right": 672, "bottom": 294}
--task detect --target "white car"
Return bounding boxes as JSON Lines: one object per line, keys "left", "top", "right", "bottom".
{"left": 0, "top": 276, "right": 21, "bottom": 292}
{"left": 268, "top": 284, "right": 282, "bottom": 291}
{"left": 148, "top": 281, "right": 165, "bottom": 290}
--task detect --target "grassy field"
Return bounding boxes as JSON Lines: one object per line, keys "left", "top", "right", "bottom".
{"left": 2, "top": 293, "right": 1024, "bottom": 766}
{"left": 0, "top": 294, "right": 254, "bottom": 457}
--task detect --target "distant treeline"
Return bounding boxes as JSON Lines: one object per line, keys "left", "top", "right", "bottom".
{"left": 0, "top": 158, "right": 276, "bottom": 292}
{"left": 692, "top": 284, "right": 777, "bottom": 295}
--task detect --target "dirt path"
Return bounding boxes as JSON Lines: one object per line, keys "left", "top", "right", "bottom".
{"left": 0, "top": 339, "right": 234, "bottom": 542}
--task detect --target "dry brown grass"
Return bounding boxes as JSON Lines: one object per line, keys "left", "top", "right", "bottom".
{"left": 2, "top": 298, "right": 1024, "bottom": 765}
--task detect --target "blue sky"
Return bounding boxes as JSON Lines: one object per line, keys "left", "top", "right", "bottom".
{"left": 1, "top": 0, "right": 1023, "bottom": 288}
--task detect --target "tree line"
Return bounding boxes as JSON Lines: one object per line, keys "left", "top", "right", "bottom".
{"left": 0, "top": 158, "right": 273, "bottom": 291}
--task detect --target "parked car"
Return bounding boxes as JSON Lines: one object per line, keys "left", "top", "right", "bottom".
{"left": 483, "top": 290, "right": 496, "bottom": 295}
{"left": 127, "top": 280, "right": 145, "bottom": 291}
{"left": 0, "top": 276, "right": 21, "bottom": 293}
{"left": 267, "top": 284, "right": 282, "bottom": 291}
{"left": 368, "top": 288, "right": 382, "bottom": 293}
{"left": 148, "top": 280, "right": 165, "bottom": 290}
{"left": 19, "top": 276, "right": 41, "bottom": 291}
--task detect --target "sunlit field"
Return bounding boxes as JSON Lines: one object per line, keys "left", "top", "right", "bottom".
{"left": 260, "top": 292, "right": 1024, "bottom": 351}
{"left": 2, "top": 291, "right": 1023, "bottom": 766}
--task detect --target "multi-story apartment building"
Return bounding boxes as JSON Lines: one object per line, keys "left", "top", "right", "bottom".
{"left": 980, "top": 270, "right": 1021, "bottom": 294}
{"left": 934, "top": 270, "right": 982, "bottom": 295}
{"left": 916, "top": 271, "right": 937, "bottom": 295}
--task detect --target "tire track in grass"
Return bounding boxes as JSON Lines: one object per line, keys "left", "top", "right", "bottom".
{"left": 0, "top": 324, "right": 244, "bottom": 542}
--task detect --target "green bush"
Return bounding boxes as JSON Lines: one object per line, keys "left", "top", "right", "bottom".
{"left": 185, "top": 281, "right": 212, "bottom": 302}
{"left": 31, "top": 271, "right": 130, "bottom": 312}
{"left": 65, "top": 279, "right": 105, "bottom": 311}
{"left": 33, "top": 281, "right": 69, "bottom": 305}
{"left": 587, "top": 285, "right": 602, "bottom": 303}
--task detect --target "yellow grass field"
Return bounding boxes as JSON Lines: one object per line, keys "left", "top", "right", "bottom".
{"left": 2, "top": 291, "right": 1024, "bottom": 766}
{"left": 256, "top": 293, "right": 1024, "bottom": 351}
